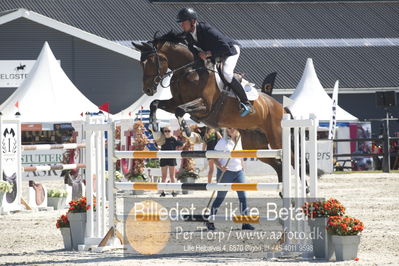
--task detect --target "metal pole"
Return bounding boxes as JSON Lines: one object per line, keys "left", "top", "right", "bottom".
{"left": 382, "top": 109, "right": 391, "bottom": 173}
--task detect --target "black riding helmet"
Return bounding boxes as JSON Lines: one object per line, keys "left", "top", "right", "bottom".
{"left": 176, "top": 7, "right": 197, "bottom": 23}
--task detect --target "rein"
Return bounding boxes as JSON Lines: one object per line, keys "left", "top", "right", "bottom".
{"left": 147, "top": 44, "right": 216, "bottom": 88}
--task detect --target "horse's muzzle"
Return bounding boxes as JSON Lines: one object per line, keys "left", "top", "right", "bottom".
{"left": 143, "top": 85, "right": 157, "bottom": 96}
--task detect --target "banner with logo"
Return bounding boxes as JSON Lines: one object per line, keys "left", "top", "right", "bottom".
{"left": 0, "top": 60, "right": 60, "bottom": 87}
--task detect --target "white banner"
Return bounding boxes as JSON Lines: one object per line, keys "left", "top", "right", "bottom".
{"left": 306, "top": 140, "right": 334, "bottom": 174}
{"left": 0, "top": 60, "right": 60, "bottom": 87}
{"left": 328, "top": 80, "right": 339, "bottom": 140}
{"left": 22, "top": 150, "right": 65, "bottom": 179}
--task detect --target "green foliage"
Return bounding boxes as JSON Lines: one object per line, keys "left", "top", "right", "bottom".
{"left": 0, "top": 181, "right": 13, "bottom": 193}
{"left": 48, "top": 189, "right": 67, "bottom": 198}
{"left": 145, "top": 159, "right": 160, "bottom": 168}
{"left": 127, "top": 173, "right": 147, "bottom": 182}
{"left": 176, "top": 170, "right": 199, "bottom": 181}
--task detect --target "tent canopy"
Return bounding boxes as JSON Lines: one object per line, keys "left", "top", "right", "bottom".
{"left": 285, "top": 58, "right": 358, "bottom": 122}
{"left": 114, "top": 75, "right": 192, "bottom": 124}
{"left": 0, "top": 42, "right": 100, "bottom": 123}
{"left": 114, "top": 76, "right": 175, "bottom": 121}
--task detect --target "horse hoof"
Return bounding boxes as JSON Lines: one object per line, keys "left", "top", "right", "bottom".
{"left": 184, "top": 127, "right": 191, "bottom": 137}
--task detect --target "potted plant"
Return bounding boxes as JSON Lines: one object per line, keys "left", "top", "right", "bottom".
{"left": 123, "top": 120, "right": 149, "bottom": 195}
{"left": 327, "top": 216, "right": 364, "bottom": 261}
{"left": 302, "top": 198, "right": 346, "bottom": 260}
{"left": 176, "top": 170, "right": 199, "bottom": 195}
{"left": 47, "top": 189, "right": 67, "bottom": 210}
{"left": 176, "top": 132, "right": 199, "bottom": 194}
{"left": 126, "top": 173, "right": 147, "bottom": 195}
{"left": 0, "top": 180, "right": 13, "bottom": 207}
{"left": 56, "top": 214, "right": 72, "bottom": 250}
{"left": 67, "top": 196, "right": 94, "bottom": 250}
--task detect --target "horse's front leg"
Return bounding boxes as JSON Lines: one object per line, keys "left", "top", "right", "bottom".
{"left": 175, "top": 98, "right": 207, "bottom": 137}
{"left": 149, "top": 98, "right": 178, "bottom": 132}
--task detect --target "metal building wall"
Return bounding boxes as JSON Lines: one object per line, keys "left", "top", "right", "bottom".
{"left": 0, "top": 18, "right": 142, "bottom": 113}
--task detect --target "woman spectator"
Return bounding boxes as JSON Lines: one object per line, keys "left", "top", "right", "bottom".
{"left": 153, "top": 126, "right": 184, "bottom": 197}
{"left": 186, "top": 126, "right": 222, "bottom": 183}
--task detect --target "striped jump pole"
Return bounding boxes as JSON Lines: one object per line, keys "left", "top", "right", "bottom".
{"left": 22, "top": 143, "right": 86, "bottom": 151}
{"left": 114, "top": 149, "right": 282, "bottom": 159}
{"left": 22, "top": 163, "right": 86, "bottom": 172}
{"left": 116, "top": 182, "right": 282, "bottom": 192}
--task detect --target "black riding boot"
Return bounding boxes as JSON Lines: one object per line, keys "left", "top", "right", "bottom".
{"left": 228, "top": 78, "right": 254, "bottom": 117}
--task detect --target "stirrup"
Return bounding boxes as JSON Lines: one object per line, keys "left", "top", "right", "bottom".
{"left": 239, "top": 102, "right": 252, "bottom": 117}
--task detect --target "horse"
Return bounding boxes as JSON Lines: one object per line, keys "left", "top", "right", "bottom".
{"left": 132, "top": 31, "right": 286, "bottom": 184}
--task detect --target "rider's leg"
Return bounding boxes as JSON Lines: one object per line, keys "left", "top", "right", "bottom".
{"left": 222, "top": 45, "right": 253, "bottom": 117}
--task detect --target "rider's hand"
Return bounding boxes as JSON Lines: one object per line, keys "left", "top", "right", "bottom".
{"left": 199, "top": 51, "right": 211, "bottom": 60}
{"left": 219, "top": 166, "right": 228, "bottom": 172}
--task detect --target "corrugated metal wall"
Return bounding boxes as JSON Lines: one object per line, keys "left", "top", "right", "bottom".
{"left": 0, "top": 18, "right": 143, "bottom": 113}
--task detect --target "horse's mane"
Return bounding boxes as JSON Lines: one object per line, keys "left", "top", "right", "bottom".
{"left": 152, "top": 30, "right": 186, "bottom": 46}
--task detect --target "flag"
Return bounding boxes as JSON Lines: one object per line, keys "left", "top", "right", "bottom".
{"left": 99, "top": 102, "right": 109, "bottom": 113}
{"left": 328, "top": 81, "right": 339, "bottom": 140}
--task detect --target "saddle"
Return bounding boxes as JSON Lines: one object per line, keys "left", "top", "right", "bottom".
{"left": 3, "top": 173, "right": 17, "bottom": 204}
{"left": 28, "top": 180, "right": 45, "bottom": 206}
{"left": 214, "top": 61, "right": 258, "bottom": 101}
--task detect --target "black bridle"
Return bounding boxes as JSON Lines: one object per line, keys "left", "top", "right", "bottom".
{"left": 143, "top": 44, "right": 201, "bottom": 89}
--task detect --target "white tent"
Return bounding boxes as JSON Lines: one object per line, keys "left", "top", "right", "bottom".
{"left": 285, "top": 58, "right": 358, "bottom": 121}
{"left": 114, "top": 75, "right": 193, "bottom": 127}
{"left": 114, "top": 75, "right": 175, "bottom": 121}
{"left": 0, "top": 42, "right": 100, "bottom": 122}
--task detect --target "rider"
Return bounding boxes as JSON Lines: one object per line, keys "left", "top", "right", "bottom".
{"left": 176, "top": 7, "right": 254, "bottom": 117}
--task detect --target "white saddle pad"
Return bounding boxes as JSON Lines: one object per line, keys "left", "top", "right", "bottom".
{"left": 214, "top": 67, "right": 259, "bottom": 101}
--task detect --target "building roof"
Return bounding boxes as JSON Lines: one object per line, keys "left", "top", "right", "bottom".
{"left": 0, "top": 8, "right": 140, "bottom": 60}
{"left": 0, "top": 1, "right": 398, "bottom": 91}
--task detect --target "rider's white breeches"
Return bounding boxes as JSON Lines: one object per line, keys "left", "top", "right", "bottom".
{"left": 222, "top": 45, "right": 240, "bottom": 83}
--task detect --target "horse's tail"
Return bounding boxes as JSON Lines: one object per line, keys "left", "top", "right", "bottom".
{"left": 261, "top": 72, "right": 277, "bottom": 96}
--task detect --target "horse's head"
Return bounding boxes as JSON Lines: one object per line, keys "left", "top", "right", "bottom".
{"left": 132, "top": 41, "right": 169, "bottom": 96}
{"left": 133, "top": 31, "right": 188, "bottom": 96}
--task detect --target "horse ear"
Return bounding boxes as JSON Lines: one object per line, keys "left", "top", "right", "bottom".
{"left": 143, "top": 42, "right": 153, "bottom": 50}
{"left": 132, "top": 42, "right": 144, "bottom": 51}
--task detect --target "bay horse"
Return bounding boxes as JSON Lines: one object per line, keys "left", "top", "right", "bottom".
{"left": 132, "top": 31, "right": 285, "bottom": 184}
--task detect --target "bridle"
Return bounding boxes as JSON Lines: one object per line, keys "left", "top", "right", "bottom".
{"left": 143, "top": 43, "right": 200, "bottom": 89}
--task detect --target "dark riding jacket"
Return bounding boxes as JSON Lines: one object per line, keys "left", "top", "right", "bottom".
{"left": 185, "top": 22, "right": 240, "bottom": 60}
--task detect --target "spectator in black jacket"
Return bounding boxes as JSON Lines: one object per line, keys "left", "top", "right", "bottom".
{"left": 176, "top": 7, "right": 254, "bottom": 117}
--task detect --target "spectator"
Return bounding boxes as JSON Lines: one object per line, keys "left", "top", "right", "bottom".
{"left": 206, "top": 128, "right": 254, "bottom": 231}
{"left": 153, "top": 126, "right": 184, "bottom": 197}
{"left": 185, "top": 126, "right": 222, "bottom": 182}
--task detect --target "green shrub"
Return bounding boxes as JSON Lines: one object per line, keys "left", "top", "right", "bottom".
{"left": 47, "top": 189, "right": 67, "bottom": 198}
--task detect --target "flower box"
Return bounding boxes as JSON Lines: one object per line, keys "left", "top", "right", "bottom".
{"left": 327, "top": 216, "right": 364, "bottom": 261}
{"left": 332, "top": 235, "right": 361, "bottom": 261}
{"left": 302, "top": 198, "right": 345, "bottom": 260}
{"left": 56, "top": 214, "right": 72, "bottom": 250}
{"left": 60, "top": 227, "right": 73, "bottom": 250}
{"left": 308, "top": 217, "right": 334, "bottom": 260}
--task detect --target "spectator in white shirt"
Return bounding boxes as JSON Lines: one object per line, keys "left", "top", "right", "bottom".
{"left": 206, "top": 128, "right": 254, "bottom": 231}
